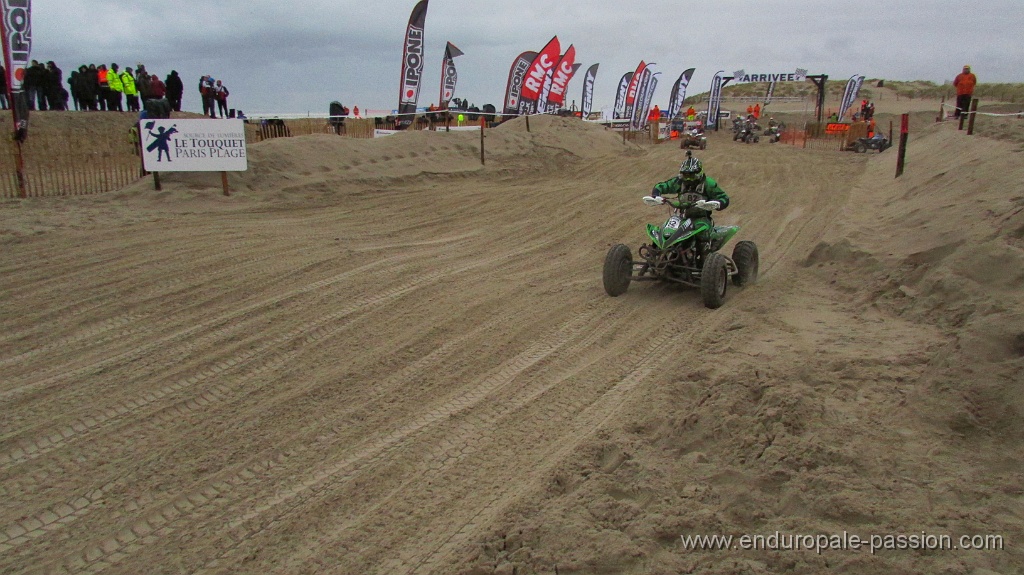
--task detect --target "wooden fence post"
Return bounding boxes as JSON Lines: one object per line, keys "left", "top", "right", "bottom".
{"left": 895, "top": 113, "right": 909, "bottom": 178}
{"left": 479, "top": 117, "right": 485, "bottom": 165}
{"left": 966, "top": 98, "right": 979, "bottom": 135}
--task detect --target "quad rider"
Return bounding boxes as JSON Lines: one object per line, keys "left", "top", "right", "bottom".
{"left": 650, "top": 152, "right": 730, "bottom": 243}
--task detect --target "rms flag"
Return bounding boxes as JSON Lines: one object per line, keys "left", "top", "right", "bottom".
{"left": 438, "top": 41, "right": 463, "bottom": 108}
{"left": 520, "top": 36, "right": 560, "bottom": 107}
{"left": 503, "top": 50, "right": 536, "bottom": 117}
{"left": 397, "top": 0, "right": 428, "bottom": 128}
{"left": 545, "top": 45, "right": 576, "bottom": 107}
{"left": 1, "top": 0, "right": 31, "bottom": 141}
{"left": 622, "top": 61, "right": 646, "bottom": 123}
{"left": 580, "top": 63, "right": 598, "bottom": 119}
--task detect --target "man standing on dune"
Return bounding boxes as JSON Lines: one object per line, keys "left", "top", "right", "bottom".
{"left": 953, "top": 65, "right": 976, "bottom": 118}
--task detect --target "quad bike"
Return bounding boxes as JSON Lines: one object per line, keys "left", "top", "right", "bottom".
{"left": 734, "top": 120, "right": 760, "bottom": 143}
{"left": 848, "top": 134, "right": 891, "bottom": 153}
{"left": 603, "top": 194, "right": 759, "bottom": 308}
{"left": 679, "top": 127, "right": 707, "bottom": 150}
{"left": 763, "top": 122, "right": 784, "bottom": 143}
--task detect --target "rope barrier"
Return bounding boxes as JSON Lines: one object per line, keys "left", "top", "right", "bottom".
{"left": 939, "top": 103, "right": 1023, "bottom": 117}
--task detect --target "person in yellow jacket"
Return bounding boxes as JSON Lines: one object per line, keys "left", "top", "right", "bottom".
{"left": 120, "top": 66, "right": 139, "bottom": 112}
{"left": 106, "top": 63, "right": 125, "bottom": 111}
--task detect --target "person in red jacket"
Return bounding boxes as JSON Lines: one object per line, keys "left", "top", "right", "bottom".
{"left": 953, "top": 65, "right": 977, "bottom": 118}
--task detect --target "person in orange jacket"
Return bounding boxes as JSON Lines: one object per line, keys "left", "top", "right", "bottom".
{"left": 753, "top": 103, "right": 761, "bottom": 120}
{"left": 953, "top": 64, "right": 977, "bottom": 118}
{"left": 648, "top": 104, "right": 661, "bottom": 122}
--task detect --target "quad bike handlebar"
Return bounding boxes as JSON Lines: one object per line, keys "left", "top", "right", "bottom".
{"left": 642, "top": 195, "right": 720, "bottom": 211}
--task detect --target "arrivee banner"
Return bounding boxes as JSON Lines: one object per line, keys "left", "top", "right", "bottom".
{"left": 140, "top": 119, "right": 247, "bottom": 172}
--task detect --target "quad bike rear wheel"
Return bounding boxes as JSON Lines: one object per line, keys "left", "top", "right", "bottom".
{"left": 700, "top": 252, "right": 729, "bottom": 309}
{"left": 603, "top": 243, "right": 633, "bottom": 297}
{"left": 854, "top": 141, "right": 867, "bottom": 153}
{"left": 732, "top": 241, "right": 759, "bottom": 287}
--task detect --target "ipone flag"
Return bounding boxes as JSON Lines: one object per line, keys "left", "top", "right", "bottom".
{"left": 503, "top": 50, "right": 536, "bottom": 116}
{"left": 1, "top": 0, "right": 31, "bottom": 141}
{"left": 580, "top": 63, "right": 598, "bottom": 119}
{"left": 613, "top": 72, "right": 632, "bottom": 119}
{"left": 397, "top": 0, "right": 428, "bottom": 128}
{"left": 520, "top": 36, "right": 560, "bottom": 102}
{"left": 545, "top": 45, "right": 576, "bottom": 106}
{"left": 706, "top": 70, "right": 725, "bottom": 128}
{"left": 667, "top": 67, "right": 695, "bottom": 119}
{"left": 438, "top": 41, "right": 463, "bottom": 107}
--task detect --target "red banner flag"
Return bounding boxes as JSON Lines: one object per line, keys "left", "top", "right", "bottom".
{"left": 545, "top": 45, "right": 576, "bottom": 106}
{"left": 520, "top": 36, "right": 560, "bottom": 103}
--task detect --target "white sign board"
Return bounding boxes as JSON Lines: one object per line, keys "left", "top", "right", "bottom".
{"left": 140, "top": 119, "right": 247, "bottom": 172}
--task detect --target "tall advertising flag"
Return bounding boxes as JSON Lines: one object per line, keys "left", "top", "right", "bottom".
{"left": 397, "top": 0, "right": 429, "bottom": 129}
{"left": 706, "top": 70, "right": 725, "bottom": 128}
{"left": 839, "top": 74, "right": 865, "bottom": 120}
{"left": 622, "top": 61, "right": 646, "bottom": 124}
{"left": 763, "top": 80, "right": 776, "bottom": 107}
{"left": 503, "top": 50, "right": 536, "bottom": 117}
{"left": 438, "top": 41, "right": 463, "bottom": 108}
{"left": 537, "top": 67, "right": 554, "bottom": 114}
{"left": 1, "top": 0, "right": 31, "bottom": 142}
{"left": 545, "top": 45, "right": 576, "bottom": 107}
{"left": 630, "top": 66, "right": 658, "bottom": 130}
{"left": 667, "top": 67, "right": 695, "bottom": 120}
{"left": 580, "top": 63, "right": 599, "bottom": 119}
{"left": 520, "top": 36, "right": 561, "bottom": 111}
{"left": 613, "top": 72, "right": 632, "bottom": 119}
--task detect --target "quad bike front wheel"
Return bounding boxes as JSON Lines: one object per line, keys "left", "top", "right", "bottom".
{"left": 603, "top": 243, "right": 633, "bottom": 297}
{"left": 854, "top": 141, "right": 867, "bottom": 153}
{"left": 732, "top": 241, "right": 759, "bottom": 286}
{"left": 700, "top": 252, "right": 729, "bottom": 309}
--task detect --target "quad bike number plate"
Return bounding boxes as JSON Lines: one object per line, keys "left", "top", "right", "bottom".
{"left": 665, "top": 216, "right": 682, "bottom": 231}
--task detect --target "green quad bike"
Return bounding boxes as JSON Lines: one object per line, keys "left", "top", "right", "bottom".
{"left": 603, "top": 194, "right": 759, "bottom": 308}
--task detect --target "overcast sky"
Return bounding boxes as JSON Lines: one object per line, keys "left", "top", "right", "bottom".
{"left": 32, "top": 0, "right": 1023, "bottom": 116}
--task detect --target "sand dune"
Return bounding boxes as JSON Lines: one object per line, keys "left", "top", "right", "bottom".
{"left": 0, "top": 112, "right": 1021, "bottom": 575}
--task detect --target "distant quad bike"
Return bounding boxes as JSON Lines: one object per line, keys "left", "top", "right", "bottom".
{"left": 603, "top": 194, "right": 759, "bottom": 308}
{"left": 679, "top": 126, "right": 707, "bottom": 150}
{"left": 734, "top": 120, "right": 760, "bottom": 143}
{"left": 763, "top": 122, "right": 784, "bottom": 143}
{"left": 849, "top": 134, "right": 891, "bottom": 153}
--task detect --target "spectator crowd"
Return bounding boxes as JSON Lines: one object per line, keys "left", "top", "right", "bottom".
{"left": 0, "top": 59, "right": 235, "bottom": 120}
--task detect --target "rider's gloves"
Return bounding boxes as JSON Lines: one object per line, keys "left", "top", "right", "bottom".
{"left": 694, "top": 200, "right": 721, "bottom": 211}
{"left": 650, "top": 187, "right": 660, "bottom": 198}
